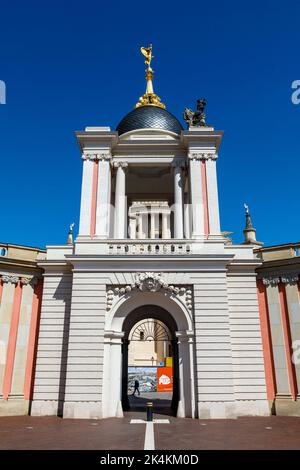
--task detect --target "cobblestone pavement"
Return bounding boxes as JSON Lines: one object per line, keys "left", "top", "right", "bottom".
{"left": 0, "top": 412, "right": 300, "bottom": 450}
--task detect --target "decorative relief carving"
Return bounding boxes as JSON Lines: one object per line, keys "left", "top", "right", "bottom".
{"left": 106, "top": 272, "right": 193, "bottom": 312}
{"left": 188, "top": 152, "right": 217, "bottom": 161}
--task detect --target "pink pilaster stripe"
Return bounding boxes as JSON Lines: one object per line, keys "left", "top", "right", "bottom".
{"left": 257, "top": 280, "right": 276, "bottom": 400}
{"left": 201, "top": 160, "right": 210, "bottom": 236}
{"left": 0, "top": 278, "right": 3, "bottom": 306}
{"left": 2, "top": 281, "right": 23, "bottom": 400}
{"left": 278, "top": 282, "right": 298, "bottom": 400}
{"left": 24, "top": 279, "right": 43, "bottom": 400}
{"left": 90, "top": 160, "right": 99, "bottom": 238}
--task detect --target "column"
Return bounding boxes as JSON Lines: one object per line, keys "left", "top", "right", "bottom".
{"left": 95, "top": 154, "right": 112, "bottom": 238}
{"left": 24, "top": 278, "right": 43, "bottom": 400}
{"left": 188, "top": 334, "right": 196, "bottom": 419}
{"left": 2, "top": 279, "right": 23, "bottom": 399}
{"left": 0, "top": 277, "right": 3, "bottom": 305}
{"left": 175, "top": 330, "right": 195, "bottom": 418}
{"left": 184, "top": 192, "right": 191, "bottom": 239}
{"left": 278, "top": 281, "right": 298, "bottom": 400}
{"left": 137, "top": 213, "right": 143, "bottom": 239}
{"left": 141, "top": 212, "right": 148, "bottom": 239}
{"left": 265, "top": 280, "right": 290, "bottom": 395}
{"left": 205, "top": 155, "right": 221, "bottom": 235}
{"left": 102, "top": 331, "right": 124, "bottom": 418}
{"left": 284, "top": 275, "right": 300, "bottom": 391}
{"left": 257, "top": 279, "right": 276, "bottom": 401}
{"left": 154, "top": 213, "right": 159, "bottom": 238}
{"left": 201, "top": 160, "right": 209, "bottom": 236}
{"left": 188, "top": 154, "right": 204, "bottom": 238}
{"left": 162, "top": 212, "right": 168, "bottom": 239}
{"left": 129, "top": 215, "right": 137, "bottom": 239}
{"left": 78, "top": 155, "right": 95, "bottom": 236}
{"left": 114, "top": 162, "right": 127, "bottom": 239}
{"left": 150, "top": 210, "right": 155, "bottom": 239}
{"left": 173, "top": 162, "right": 184, "bottom": 238}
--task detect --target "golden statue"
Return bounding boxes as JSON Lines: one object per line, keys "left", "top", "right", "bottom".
{"left": 135, "top": 44, "right": 166, "bottom": 109}
{"left": 140, "top": 44, "right": 153, "bottom": 68}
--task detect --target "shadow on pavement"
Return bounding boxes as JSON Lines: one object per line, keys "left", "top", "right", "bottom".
{"left": 128, "top": 393, "right": 175, "bottom": 416}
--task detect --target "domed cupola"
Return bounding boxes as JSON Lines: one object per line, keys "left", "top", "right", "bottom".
{"left": 116, "top": 44, "right": 183, "bottom": 136}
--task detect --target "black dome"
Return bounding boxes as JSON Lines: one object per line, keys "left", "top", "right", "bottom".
{"left": 116, "top": 105, "right": 183, "bottom": 136}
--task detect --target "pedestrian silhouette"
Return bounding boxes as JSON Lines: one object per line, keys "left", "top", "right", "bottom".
{"left": 132, "top": 379, "right": 140, "bottom": 396}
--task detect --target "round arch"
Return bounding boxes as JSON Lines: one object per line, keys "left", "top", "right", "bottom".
{"left": 107, "top": 289, "right": 193, "bottom": 333}
{"left": 102, "top": 290, "right": 196, "bottom": 419}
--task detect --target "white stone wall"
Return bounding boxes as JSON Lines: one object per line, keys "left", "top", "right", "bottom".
{"left": 227, "top": 269, "right": 269, "bottom": 415}
{"left": 192, "top": 271, "right": 235, "bottom": 418}
{"left": 31, "top": 263, "right": 269, "bottom": 419}
{"left": 63, "top": 272, "right": 107, "bottom": 419}
{"left": 31, "top": 271, "right": 72, "bottom": 416}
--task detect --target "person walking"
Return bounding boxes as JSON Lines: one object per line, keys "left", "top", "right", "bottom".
{"left": 132, "top": 379, "right": 140, "bottom": 396}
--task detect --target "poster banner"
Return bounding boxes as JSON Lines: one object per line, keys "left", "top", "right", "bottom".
{"left": 157, "top": 367, "right": 173, "bottom": 392}
{"left": 128, "top": 367, "right": 157, "bottom": 393}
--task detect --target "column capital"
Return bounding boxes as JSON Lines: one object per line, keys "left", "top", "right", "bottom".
{"left": 262, "top": 276, "right": 281, "bottom": 286}
{"left": 188, "top": 152, "right": 217, "bottom": 161}
{"left": 82, "top": 152, "right": 112, "bottom": 162}
{"left": 104, "top": 330, "right": 125, "bottom": 345}
{"left": 20, "top": 276, "right": 39, "bottom": 286}
{"left": 113, "top": 161, "right": 128, "bottom": 170}
{"left": 175, "top": 330, "right": 194, "bottom": 342}
{"left": 281, "top": 274, "right": 299, "bottom": 284}
{"left": 1, "top": 275, "right": 19, "bottom": 284}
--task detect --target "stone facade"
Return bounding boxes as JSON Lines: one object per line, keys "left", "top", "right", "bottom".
{"left": 28, "top": 124, "right": 271, "bottom": 420}
{"left": 0, "top": 243, "right": 44, "bottom": 415}
{"left": 256, "top": 243, "right": 300, "bottom": 416}
{"left": 0, "top": 118, "right": 299, "bottom": 421}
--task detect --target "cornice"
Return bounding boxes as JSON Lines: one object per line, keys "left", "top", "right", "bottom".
{"left": 63, "top": 254, "right": 234, "bottom": 273}
{"left": 0, "top": 257, "right": 43, "bottom": 272}
{"left": 181, "top": 129, "right": 224, "bottom": 152}
{"left": 75, "top": 131, "right": 118, "bottom": 154}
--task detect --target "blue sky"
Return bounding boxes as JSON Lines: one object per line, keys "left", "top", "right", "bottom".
{"left": 0, "top": 0, "right": 299, "bottom": 248}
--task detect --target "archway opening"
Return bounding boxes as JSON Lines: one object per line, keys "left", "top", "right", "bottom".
{"left": 121, "top": 305, "right": 179, "bottom": 416}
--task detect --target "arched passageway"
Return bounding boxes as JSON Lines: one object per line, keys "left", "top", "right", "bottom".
{"left": 102, "top": 290, "right": 196, "bottom": 419}
{"left": 121, "top": 306, "right": 179, "bottom": 415}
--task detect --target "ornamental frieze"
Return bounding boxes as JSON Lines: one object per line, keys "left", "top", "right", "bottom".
{"left": 106, "top": 272, "right": 193, "bottom": 312}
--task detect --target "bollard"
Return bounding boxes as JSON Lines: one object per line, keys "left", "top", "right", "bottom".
{"left": 146, "top": 402, "right": 153, "bottom": 422}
